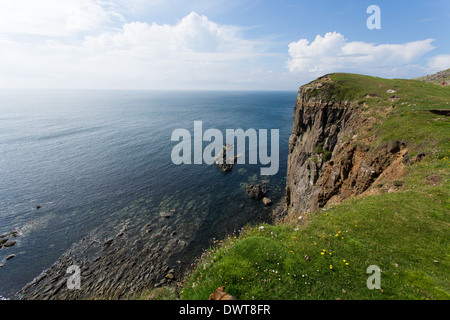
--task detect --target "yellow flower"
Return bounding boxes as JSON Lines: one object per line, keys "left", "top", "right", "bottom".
{"left": 321, "top": 252, "right": 325, "bottom": 255}
{"left": 330, "top": 265, "right": 333, "bottom": 269}
{"left": 343, "top": 260, "right": 346, "bottom": 262}
{"left": 345, "top": 263, "right": 349, "bottom": 266}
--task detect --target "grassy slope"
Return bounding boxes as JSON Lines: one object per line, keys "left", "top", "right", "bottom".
{"left": 158, "top": 74, "right": 450, "bottom": 300}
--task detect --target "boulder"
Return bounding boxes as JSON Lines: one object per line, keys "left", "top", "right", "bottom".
{"left": 215, "top": 144, "right": 238, "bottom": 172}
{"left": 4, "top": 240, "right": 16, "bottom": 247}
{"left": 159, "top": 210, "right": 174, "bottom": 218}
{"left": 245, "top": 184, "right": 266, "bottom": 200}
{"left": 103, "top": 238, "right": 114, "bottom": 249}
{"left": 262, "top": 197, "right": 272, "bottom": 206}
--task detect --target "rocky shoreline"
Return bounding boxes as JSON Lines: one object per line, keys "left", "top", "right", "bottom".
{"left": 14, "top": 185, "right": 277, "bottom": 300}
{"left": 17, "top": 209, "right": 191, "bottom": 299}
{"left": 0, "top": 229, "right": 21, "bottom": 269}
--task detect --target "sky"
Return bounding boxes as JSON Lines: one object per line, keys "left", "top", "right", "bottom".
{"left": 0, "top": 0, "right": 449, "bottom": 91}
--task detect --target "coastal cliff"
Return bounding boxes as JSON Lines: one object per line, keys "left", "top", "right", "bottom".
{"left": 286, "top": 74, "right": 408, "bottom": 215}
{"left": 182, "top": 72, "right": 449, "bottom": 300}
{"left": 15, "top": 72, "right": 450, "bottom": 300}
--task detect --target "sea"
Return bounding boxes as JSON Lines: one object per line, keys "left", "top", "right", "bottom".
{"left": 0, "top": 89, "right": 296, "bottom": 298}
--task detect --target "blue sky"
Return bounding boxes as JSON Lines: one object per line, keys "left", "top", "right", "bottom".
{"left": 0, "top": 0, "right": 448, "bottom": 90}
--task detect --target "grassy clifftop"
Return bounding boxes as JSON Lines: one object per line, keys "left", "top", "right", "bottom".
{"left": 150, "top": 73, "right": 450, "bottom": 300}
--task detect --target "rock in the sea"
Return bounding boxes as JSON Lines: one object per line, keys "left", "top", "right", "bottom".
{"left": 6, "top": 254, "right": 15, "bottom": 260}
{"left": 103, "top": 238, "right": 114, "bottom": 249}
{"left": 159, "top": 211, "right": 172, "bottom": 218}
{"left": 116, "top": 226, "right": 127, "bottom": 237}
{"left": 215, "top": 144, "right": 238, "bottom": 172}
{"left": 0, "top": 239, "right": 8, "bottom": 245}
{"left": 262, "top": 197, "right": 272, "bottom": 206}
{"left": 4, "top": 240, "right": 16, "bottom": 247}
{"left": 245, "top": 184, "right": 267, "bottom": 200}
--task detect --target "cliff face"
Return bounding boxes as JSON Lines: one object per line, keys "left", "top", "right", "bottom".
{"left": 286, "top": 75, "right": 407, "bottom": 214}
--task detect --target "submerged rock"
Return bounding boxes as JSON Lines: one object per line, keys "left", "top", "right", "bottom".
{"left": 4, "top": 240, "right": 16, "bottom": 247}
{"left": 159, "top": 211, "right": 173, "bottom": 218}
{"left": 103, "top": 238, "right": 114, "bottom": 249}
{"left": 245, "top": 184, "right": 267, "bottom": 200}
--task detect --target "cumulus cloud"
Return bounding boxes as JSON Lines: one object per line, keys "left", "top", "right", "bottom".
{"left": 82, "top": 11, "right": 254, "bottom": 55}
{"left": 0, "top": 10, "right": 277, "bottom": 89}
{"left": 0, "top": 2, "right": 446, "bottom": 90}
{"left": 287, "top": 32, "right": 436, "bottom": 77}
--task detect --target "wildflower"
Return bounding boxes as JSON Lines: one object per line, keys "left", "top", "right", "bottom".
{"left": 321, "top": 252, "right": 325, "bottom": 255}
{"left": 330, "top": 265, "right": 333, "bottom": 269}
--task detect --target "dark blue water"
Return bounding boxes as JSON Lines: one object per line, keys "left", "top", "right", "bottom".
{"left": 0, "top": 89, "right": 296, "bottom": 298}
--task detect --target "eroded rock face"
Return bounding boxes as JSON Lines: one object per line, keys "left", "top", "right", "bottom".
{"left": 286, "top": 75, "right": 407, "bottom": 214}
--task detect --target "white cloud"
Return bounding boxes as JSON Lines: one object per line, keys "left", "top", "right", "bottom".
{"left": 0, "top": 11, "right": 279, "bottom": 89}
{"left": 82, "top": 12, "right": 254, "bottom": 54}
{"left": 427, "top": 54, "right": 450, "bottom": 72}
{"left": 0, "top": 0, "right": 120, "bottom": 37}
{"left": 287, "top": 32, "right": 436, "bottom": 78}
{"left": 0, "top": 3, "right": 446, "bottom": 91}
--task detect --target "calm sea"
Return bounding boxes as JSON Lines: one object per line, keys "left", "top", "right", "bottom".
{"left": 0, "top": 89, "right": 296, "bottom": 298}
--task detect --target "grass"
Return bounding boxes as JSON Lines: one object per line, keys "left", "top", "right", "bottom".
{"left": 313, "top": 142, "right": 332, "bottom": 162}
{"left": 182, "top": 182, "right": 449, "bottom": 300}
{"left": 156, "top": 73, "right": 450, "bottom": 300}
